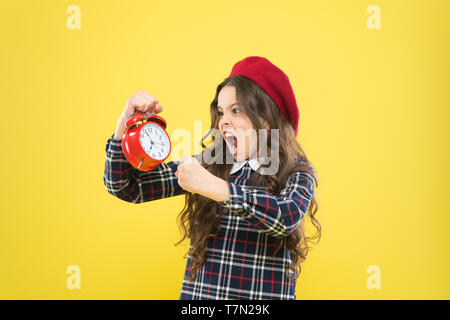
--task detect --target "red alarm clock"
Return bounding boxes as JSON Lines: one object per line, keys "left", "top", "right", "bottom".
{"left": 121, "top": 112, "right": 172, "bottom": 171}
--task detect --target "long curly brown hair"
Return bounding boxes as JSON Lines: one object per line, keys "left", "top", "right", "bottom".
{"left": 175, "top": 75, "right": 321, "bottom": 282}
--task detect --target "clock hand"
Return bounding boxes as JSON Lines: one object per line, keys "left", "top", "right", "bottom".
{"left": 150, "top": 144, "right": 163, "bottom": 153}
{"left": 152, "top": 140, "right": 164, "bottom": 146}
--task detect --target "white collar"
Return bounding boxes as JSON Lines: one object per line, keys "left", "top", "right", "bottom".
{"left": 230, "top": 158, "right": 262, "bottom": 174}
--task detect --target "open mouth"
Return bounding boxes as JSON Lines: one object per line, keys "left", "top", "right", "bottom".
{"left": 224, "top": 131, "right": 238, "bottom": 155}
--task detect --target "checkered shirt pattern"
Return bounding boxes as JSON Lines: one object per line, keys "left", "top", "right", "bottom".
{"left": 103, "top": 133, "right": 315, "bottom": 300}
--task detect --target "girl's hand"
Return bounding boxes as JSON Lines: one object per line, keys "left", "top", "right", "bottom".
{"left": 175, "top": 156, "right": 230, "bottom": 202}
{"left": 114, "top": 91, "right": 163, "bottom": 140}
{"left": 122, "top": 90, "right": 163, "bottom": 120}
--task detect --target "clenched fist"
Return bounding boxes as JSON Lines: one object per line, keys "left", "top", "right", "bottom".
{"left": 175, "top": 156, "right": 230, "bottom": 202}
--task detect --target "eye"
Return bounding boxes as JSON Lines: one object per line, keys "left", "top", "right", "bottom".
{"left": 232, "top": 108, "right": 240, "bottom": 114}
{"left": 217, "top": 110, "right": 224, "bottom": 117}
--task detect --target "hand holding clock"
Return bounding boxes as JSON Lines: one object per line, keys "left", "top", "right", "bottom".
{"left": 114, "top": 91, "right": 163, "bottom": 140}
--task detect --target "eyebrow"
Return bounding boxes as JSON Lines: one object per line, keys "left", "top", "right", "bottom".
{"left": 217, "top": 102, "right": 238, "bottom": 109}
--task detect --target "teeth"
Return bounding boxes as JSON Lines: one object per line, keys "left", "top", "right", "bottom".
{"left": 223, "top": 130, "right": 237, "bottom": 155}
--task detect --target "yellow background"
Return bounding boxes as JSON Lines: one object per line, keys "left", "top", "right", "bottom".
{"left": 0, "top": 0, "right": 449, "bottom": 299}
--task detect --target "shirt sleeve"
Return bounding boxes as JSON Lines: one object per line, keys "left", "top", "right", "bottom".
{"left": 103, "top": 133, "right": 186, "bottom": 203}
{"left": 218, "top": 171, "right": 315, "bottom": 238}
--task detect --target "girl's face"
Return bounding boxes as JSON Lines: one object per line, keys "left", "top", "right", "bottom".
{"left": 217, "top": 85, "right": 259, "bottom": 162}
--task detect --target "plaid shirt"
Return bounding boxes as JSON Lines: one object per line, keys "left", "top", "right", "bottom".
{"left": 103, "top": 133, "right": 315, "bottom": 300}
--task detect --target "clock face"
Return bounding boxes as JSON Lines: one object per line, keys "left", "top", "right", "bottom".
{"left": 139, "top": 123, "right": 170, "bottom": 160}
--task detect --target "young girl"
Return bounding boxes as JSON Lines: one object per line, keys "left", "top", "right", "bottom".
{"left": 104, "top": 56, "right": 320, "bottom": 300}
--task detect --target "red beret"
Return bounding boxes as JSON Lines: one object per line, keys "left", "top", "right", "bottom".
{"left": 228, "top": 56, "right": 300, "bottom": 135}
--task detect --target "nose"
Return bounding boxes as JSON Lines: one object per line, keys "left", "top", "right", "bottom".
{"left": 219, "top": 111, "right": 232, "bottom": 129}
